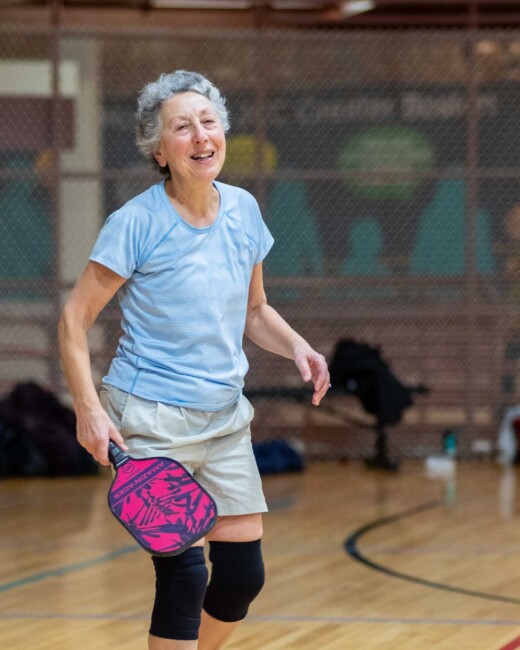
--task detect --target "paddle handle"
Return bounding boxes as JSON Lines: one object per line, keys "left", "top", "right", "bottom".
{"left": 108, "top": 440, "right": 129, "bottom": 468}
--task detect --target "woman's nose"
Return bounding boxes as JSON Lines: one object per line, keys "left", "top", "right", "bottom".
{"left": 193, "top": 123, "right": 208, "bottom": 142}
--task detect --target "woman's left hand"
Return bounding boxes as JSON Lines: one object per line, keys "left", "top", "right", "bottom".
{"left": 294, "top": 347, "right": 331, "bottom": 406}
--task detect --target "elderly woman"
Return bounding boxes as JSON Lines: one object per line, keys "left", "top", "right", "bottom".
{"left": 58, "top": 70, "right": 330, "bottom": 650}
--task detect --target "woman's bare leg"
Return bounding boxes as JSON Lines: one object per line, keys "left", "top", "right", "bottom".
{"left": 148, "top": 636, "right": 198, "bottom": 650}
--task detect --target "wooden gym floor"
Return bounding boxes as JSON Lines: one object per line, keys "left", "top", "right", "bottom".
{"left": 2, "top": 460, "right": 520, "bottom": 649}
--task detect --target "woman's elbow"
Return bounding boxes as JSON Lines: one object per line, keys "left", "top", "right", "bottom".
{"left": 58, "top": 304, "right": 88, "bottom": 343}
{"left": 247, "top": 290, "right": 268, "bottom": 315}
{"left": 246, "top": 300, "right": 266, "bottom": 327}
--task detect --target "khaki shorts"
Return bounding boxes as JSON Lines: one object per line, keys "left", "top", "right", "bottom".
{"left": 100, "top": 384, "right": 267, "bottom": 516}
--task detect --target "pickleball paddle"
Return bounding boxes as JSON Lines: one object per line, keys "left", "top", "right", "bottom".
{"left": 107, "top": 441, "right": 218, "bottom": 556}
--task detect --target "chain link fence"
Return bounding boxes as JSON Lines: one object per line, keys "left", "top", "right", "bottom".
{"left": 1, "top": 23, "right": 520, "bottom": 460}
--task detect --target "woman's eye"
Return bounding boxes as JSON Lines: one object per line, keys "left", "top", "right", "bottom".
{"left": 176, "top": 124, "right": 188, "bottom": 131}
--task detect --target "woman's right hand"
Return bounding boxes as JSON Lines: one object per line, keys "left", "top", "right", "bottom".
{"left": 76, "top": 407, "right": 128, "bottom": 466}
{"left": 58, "top": 261, "right": 129, "bottom": 466}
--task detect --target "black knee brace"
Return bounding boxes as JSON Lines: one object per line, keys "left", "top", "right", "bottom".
{"left": 149, "top": 546, "right": 208, "bottom": 641}
{"left": 203, "top": 539, "right": 265, "bottom": 623}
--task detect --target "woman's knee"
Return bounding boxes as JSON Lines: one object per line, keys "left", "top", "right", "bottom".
{"left": 150, "top": 546, "right": 208, "bottom": 641}
{"left": 203, "top": 539, "right": 265, "bottom": 623}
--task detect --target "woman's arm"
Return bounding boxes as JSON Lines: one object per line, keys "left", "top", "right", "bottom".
{"left": 244, "top": 263, "right": 330, "bottom": 406}
{"left": 58, "top": 261, "right": 127, "bottom": 465}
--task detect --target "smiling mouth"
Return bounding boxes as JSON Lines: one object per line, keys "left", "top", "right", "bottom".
{"left": 191, "top": 152, "right": 214, "bottom": 160}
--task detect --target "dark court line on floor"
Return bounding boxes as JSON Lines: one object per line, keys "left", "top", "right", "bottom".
{"left": 250, "top": 614, "right": 520, "bottom": 627}
{"left": 0, "top": 545, "right": 139, "bottom": 593}
{"left": 345, "top": 500, "right": 520, "bottom": 606}
{"left": 2, "top": 611, "right": 520, "bottom": 628}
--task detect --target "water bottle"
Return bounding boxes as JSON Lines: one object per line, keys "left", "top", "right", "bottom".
{"left": 442, "top": 429, "right": 458, "bottom": 457}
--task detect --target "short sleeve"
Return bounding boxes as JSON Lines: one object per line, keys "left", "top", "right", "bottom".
{"left": 89, "top": 209, "right": 145, "bottom": 279}
{"left": 247, "top": 193, "right": 274, "bottom": 265}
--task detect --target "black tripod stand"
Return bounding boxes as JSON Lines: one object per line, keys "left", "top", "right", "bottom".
{"left": 364, "top": 425, "right": 399, "bottom": 472}
{"left": 244, "top": 386, "right": 401, "bottom": 472}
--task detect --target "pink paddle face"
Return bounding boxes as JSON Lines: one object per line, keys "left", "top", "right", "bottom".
{"left": 108, "top": 453, "right": 217, "bottom": 556}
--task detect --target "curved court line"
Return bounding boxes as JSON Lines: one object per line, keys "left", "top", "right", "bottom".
{"left": 0, "top": 544, "right": 138, "bottom": 593}
{"left": 345, "top": 500, "right": 520, "bottom": 606}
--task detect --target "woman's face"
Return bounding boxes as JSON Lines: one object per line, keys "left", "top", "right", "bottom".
{"left": 154, "top": 92, "right": 226, "bottom": 186}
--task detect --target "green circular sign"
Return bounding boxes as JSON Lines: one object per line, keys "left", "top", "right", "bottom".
{"left": 338, "top": 127, "right": 434, "bottom": 200}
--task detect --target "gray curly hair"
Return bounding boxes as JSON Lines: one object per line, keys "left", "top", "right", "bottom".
{"left": 135, "top": 70, "right": 230, "bottom": 177}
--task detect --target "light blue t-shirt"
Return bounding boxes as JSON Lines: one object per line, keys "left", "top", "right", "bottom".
{"left": 90, "top": 180, "right": 274, "bottom": 411}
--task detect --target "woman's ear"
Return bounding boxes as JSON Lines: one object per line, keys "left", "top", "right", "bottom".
{"left": 153, "top": 150, "right": 167, "bottom": 168}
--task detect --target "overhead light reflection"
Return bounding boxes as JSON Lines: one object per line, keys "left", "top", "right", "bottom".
{"left": 340, "top": 0, "right": 376, "bottom": 17}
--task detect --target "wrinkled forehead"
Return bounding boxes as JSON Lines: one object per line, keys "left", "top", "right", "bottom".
{"left": 161, "top": 91, "right": 217, "bottom": 122}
